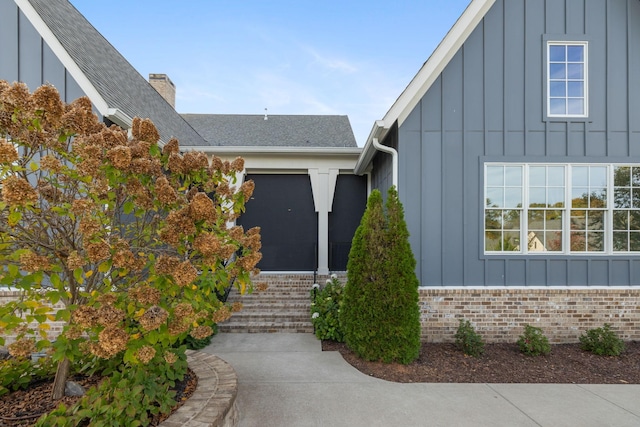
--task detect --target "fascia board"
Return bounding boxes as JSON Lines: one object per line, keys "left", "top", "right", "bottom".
{"left": 15, "top": 0, "right": 110, "bottom": 115}
{"left": 179, "top": 146, "right": 362, "bottom": 157}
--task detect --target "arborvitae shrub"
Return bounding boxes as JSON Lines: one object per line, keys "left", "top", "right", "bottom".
{"left": 340, "top": 187, "right": 421, "bottom": 364}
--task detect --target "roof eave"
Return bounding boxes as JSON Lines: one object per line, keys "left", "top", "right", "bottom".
{"left": 179, "top": 146, "right": 363, "bottom": 157}
{"left": 355, "top": 0, "right": 496, "bottom": 175}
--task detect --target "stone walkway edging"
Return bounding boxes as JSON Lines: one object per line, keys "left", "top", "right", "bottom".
{"left": 160, "top": 350, "right": 238, "bottom": 427}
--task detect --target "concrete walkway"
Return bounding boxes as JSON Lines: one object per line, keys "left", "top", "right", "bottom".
{"left": 204, "top": 333, "right": 640, "bottom": 427}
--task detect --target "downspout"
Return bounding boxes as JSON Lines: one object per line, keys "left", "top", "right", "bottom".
{"left": 372, "top": 137, "right": 398, "bottom": 189}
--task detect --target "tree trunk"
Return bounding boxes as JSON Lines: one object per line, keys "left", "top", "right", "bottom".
{"left": 51, "top": 357, "right": 70, "bottom": 400}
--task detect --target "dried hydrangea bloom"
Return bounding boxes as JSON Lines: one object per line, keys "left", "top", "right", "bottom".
{"left": 231, "top": 302, "right": 243, "bottom": 313}
{"left": 183, "top": 151, "right": 209, "bottom": 172}
{"left": 168, "top": 318, "right": 190, "bottom": 335}
{"left": 131, "top": 117, "right": 159, "bottom": 143}
{"left": 112, "top": 248, "right": 135, "bottom": 269}
{"left": 97, "top": 326, "right": 129, "bottom": 357}
{"left": 8, "top": 338, "right": 36, "bottom": 359}
{"left": 0, "top": 139, "right": 18, "bottom": 164}
{"left": 215, "top": 182, "right": 232, "bottom": 198}
{"left": 155, "top": 176, "right": 177, "bottom": 205}
{"left": 136, "top": 345, "right": 156, "bottom": 364}
{"left": 240, "top": 180, "right": 255, "bottom": 200}
{"left": 1, "top": 176, "right": 38, "bottom": 206}
{"left": 139, "top": 305, "right": 169, "bottom": 331}
{"left": 220, "top": 244, "right": 237, "bottom": 259}
{"left": 164, "top": 351, "right": 178, "bottom": 364}
{"left": 230, "top": 157, "right": 245, "bottom": 173}
{"left": 190, "top": 325, "right": 213, "bottom": 340}
{"left": 96, "top": 305, "right": 125, "bottom": 327}
{"left": 66, "top": 250, "right": 85, "bottom": 270}
{"left": 130, "top": 140, "right": 151, "bottom": 159}
{"left": 129, "top": 158, "right": 152, "bottom": 174}
{"left": 96, "top": 293, "right": 118, "bottom": 306}
{"left": 189, "top": 192, "right": 215, "bottom": 222}
{"left": 209, "top": 156, "right": 224, "bottom": 173}
{"left": 71, "top": 198, "right": 95, "bottom": 216}
{"left": 173, "top": 303, "right": 194, "bottom": 319}
{"left": 85, "top": 240, "right": 110, "bottom": 263}
{"left": 168, "top": 152, "right": 185, "bottom": 174}
{"left": 242, "top": 233, "right": 262, "bottom": 251}
{"left": 72, "top": 305, "right": 98, "bottom": 328}
{"left": 237, "top": 252, "right": 262, "bottom": 271}
{"left": 87, "top": 342, "right": 111, "bottom": 359}
{"left": 172, "top": 260, "right": 198, "bottom": 287}
{"left": 161, "top": 208, "right": 196, "bottom": 245}
{"left": 40, "top": 154, "right": 62, "bottom": 173}
{"left": 128, "top": 285, "right": 161, "bottom": 305}
{"left": 162, "top": 137, "right": 180, "bottom": 156}
{"left": 63, "top": 325, "right": 83, "bottom": 340}
{"left": 211, "top": 305, "right": 231, "bottom": 323}
{"left": 79, "top": 217, "right": 102, "bottom": 237}
{"left": 31, "top": 84, "right": 64, "bottom": 128}
{"left": 19, "top": 251, "right": 51, "bottom": 272}
{"left": 101, "top": 125, "right": 128, "bottom": 149}
{"left": 255, "top": 282, "right": 269, "bottom": 292}
{"left": 106, "top": 145, "right": 132, "bottom": 169}
{"left": 90, "top": 178, "right": 110, "bottom": 199}
{"left": 193, "top": 233, "right": 221, "bottom": 257}
{"left": 155, "top": 255, "right": 181, "bottom": 276}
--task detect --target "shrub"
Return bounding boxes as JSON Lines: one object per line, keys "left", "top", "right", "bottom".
{"left": 579, "top": 324, "right": 625, "bottom": 356}
{"left": 310, "top": 275, "right": 344, "bottom": 342}
{"left": 340, "top": 187, "right": 421, "bottom": 364}
{"left": 454, "top": 319, "right": 484, "bottom": 357}
{"left": 517, "top": 324, "right": 551, "bottom": 356}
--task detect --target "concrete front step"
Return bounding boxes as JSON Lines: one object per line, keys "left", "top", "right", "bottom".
{"left": 217, "top": 321, "right": 313, "bottom": 333}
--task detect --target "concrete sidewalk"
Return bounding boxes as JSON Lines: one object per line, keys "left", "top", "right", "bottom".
{"left": 204, "top": 333, "right": 640, "bottom": 427}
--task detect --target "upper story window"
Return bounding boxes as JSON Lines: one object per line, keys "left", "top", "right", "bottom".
{"left": 547, "top": 42, "right": 588, "bottom": 118}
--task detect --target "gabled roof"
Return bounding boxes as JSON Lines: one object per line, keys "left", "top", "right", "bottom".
{"left": 17, "top": 0, "right": 207, "bottom": 146}
{"left": 355, "top": 0, "right": 495, "bottom": 175}
{"left": 182, "top": 114, "right": 358, "bottom": 148}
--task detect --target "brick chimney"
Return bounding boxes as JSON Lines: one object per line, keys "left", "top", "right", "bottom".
{"left": 149, "top": 74, "right": 176, "bottom": 109}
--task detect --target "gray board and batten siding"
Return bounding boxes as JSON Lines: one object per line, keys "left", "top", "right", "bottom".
{"left": 373, "top": 0, "right": 640, "bottom": 287}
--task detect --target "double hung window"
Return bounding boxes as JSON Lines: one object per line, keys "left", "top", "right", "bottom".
{"left": 485, "top": 164, "right": 640, "bottom": 254}
{"left": 547, "top": 42, "right": 588, "bottom": 117}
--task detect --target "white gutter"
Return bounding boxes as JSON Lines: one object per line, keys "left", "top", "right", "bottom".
{"left": 179, "top": 146, "right": 362, "bottom": 156}
{"left": 105, "top": 108, "right": 133, "bottom": 129}
{"left": 372, "top": 137, "right": 398, "bottom": 189}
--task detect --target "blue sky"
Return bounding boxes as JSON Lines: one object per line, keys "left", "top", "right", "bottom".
{"left": 69, "top": 0, "right": 470, "bottom": 146}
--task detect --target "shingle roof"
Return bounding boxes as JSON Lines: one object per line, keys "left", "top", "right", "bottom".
{"left": 25, "top": 0, "right": 207, "bottom": 146}
{"left": 181, "top": 114, "right": 357, "bottom": 148}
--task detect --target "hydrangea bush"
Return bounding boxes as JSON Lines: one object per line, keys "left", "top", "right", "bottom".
{"left": 0, "top": 81, "right": 261, "bottom": 422}
{"left": 310, "top": 275, "right": 344, "bottom": 342}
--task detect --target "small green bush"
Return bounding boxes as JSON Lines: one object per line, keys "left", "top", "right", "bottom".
{"left": 517, "top": 325, "right": 551, "bottom": 356}
{"left": 310, "top": 276, "right": 344, "bottom": 342}
{"left": 454, "top": 319, "right": 484, "bottom": 357}
{"left": 579, "top": 324, "right": 625, "bottom": 356}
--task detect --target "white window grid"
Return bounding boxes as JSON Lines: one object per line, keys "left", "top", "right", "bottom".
{"left": 484, "top": 163, "right": 640, "bottom": 255}
{"left": 547, "top": 41, "right": 589, "bottom": 118}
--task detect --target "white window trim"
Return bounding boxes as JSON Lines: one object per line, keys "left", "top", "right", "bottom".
{"left": 546, "top": 41, "right": 589, "bottom": 119}
{"left": 484, "top": 163, "right": 640, "bottom": 256}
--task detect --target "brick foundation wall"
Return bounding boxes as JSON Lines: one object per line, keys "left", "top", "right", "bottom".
{"left": 420, "top": 288, "right": 640, "bottom": 343}
{"left": 0, "top": 290, "right": 67, "bottom": 346}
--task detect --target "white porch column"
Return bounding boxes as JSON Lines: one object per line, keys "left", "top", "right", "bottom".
{"left": 308, "top": 168, "right": 339, "bottom": 275}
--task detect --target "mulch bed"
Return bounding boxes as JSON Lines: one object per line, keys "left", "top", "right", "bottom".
{"left": 0, "top": 369, "right": 197, "bottom": 426}
{"left": 323, "top": 340, "right": 640, "bottom": 384}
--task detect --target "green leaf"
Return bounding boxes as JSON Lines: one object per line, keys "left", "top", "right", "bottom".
{"left": 123, "top": 200, "right": 135, "bottom": 215}
{"left": 7, "top": 210, "right": 21, "bottom": 226}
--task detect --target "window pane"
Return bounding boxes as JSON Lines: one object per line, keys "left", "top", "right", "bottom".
{"left": 485, "top": 210, "right": 502, "bottom": 230}
{"left": 548, "top": 166, "right": 564, "bottom": 185}
{"left": 567, "top": 45, "right": 584, "bottom": 62}
{"left": 485, "top": 231, "right": 501, "bottom": 251}
{"left": 567, "top": 81, "right": 583, "bottom": 97}
{"left": 632, "top": 167, "right": 640, "bottom": 186}
{"left": 546, "top": 211, "right": 563, "bottom": 230}
{"left": 528, "top": 210, "right": 544, "bottom": 227}
{"left": 588, "top": 211, "right": 604, "bottom": 230}
{"left": 544, "top": 230, "right": 563, "bottom": 251}
{"left": 613, "top": 231, "right": 628, "bottom": 252}
{"left": 528, "top": 232, "right": 545, "bottom": 251}
{"left": 633, "top": 190, "right": 640, "bottom": 209}
{"left": 503, "top": 210, "right": 521, "bottom": 229}
{"left": 630, "top": 211, "right": 640, "bottom": 231}
{"left": 504, "top": 188, "right": 522, "bottom": 208}
{"left": 547, "top": 187, "right": 565, "bottom": 207}
{"left": 486, "top": 166, "right": 504, "bottom": 186}
{"left": 550, "top": 98, "right": 566, "bottom": 115}
{"left": 505, "top": 166, "right": 522, "bottom": 185}
{"left": 567, "top": 63, "right": 584, "bottom": 79}
{"left": 529, "top": 166, "right": 546, "bottom": 186}
{"left": 550, "top": 63, "right": 566, "bottom": 79}
{"left": 588, "top": 232, "right": 604, "bottom": 251}
{"left": 571, "top": 231, "right": 586, "bottom": 251}
{"left": 550, "top": 81, "right": 566, "bottom": 97}
{"left": 529, "top": 188, "right": 546, "bottom": 207}
{"left": 567, "top": 98, "right": 584, "bottom": 115}
{"left": 572, "top": 188, "right": 589, "bottom": 208}
{"left": 590, "top": 189, "right": 607, "bottom": 208}
{"left": 590, "top": 167, "right": 607, "bottom": 187}
{"left": 630, "top": 232, "right": 640, "bottom": 251}
{"left": 571, "top": 210, "right": 586, "bottom": 230}
{"left": 613, "top": 210, "right": 629, "bottom": 230}
{"left": 486, "top": 188, "right": 503, "bottom": 208}
{"left": 572, "top": 166, "right": 589, "bottom": 186}
{"left": 614, "top": 188, "right": 631, "bottom": 208}
{"left": 614, "top": 166, "right": 631, "bottom": 186}
{"left": 549, "top": 45, "right": 566, "bottom": 61}
{"left": 503, "top": 231, "right": 520, "bottom": 252}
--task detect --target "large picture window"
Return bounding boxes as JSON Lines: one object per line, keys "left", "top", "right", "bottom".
{"left": 547, "top": 42, "right": 588, "bottom": 117}
{"left": 485, "top": 163, "right": 640, "bottom": 254}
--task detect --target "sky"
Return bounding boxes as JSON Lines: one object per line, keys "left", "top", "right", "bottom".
{"left": 69, "top": 0, "right": 471, "bottom": 146}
